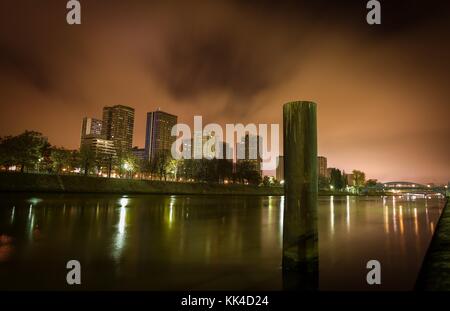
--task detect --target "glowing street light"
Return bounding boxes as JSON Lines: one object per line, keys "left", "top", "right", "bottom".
{"left": 122, "top": 161, "right": 133, "bottom": 172}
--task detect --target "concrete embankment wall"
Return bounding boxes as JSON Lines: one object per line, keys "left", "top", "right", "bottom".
{"left": 0, "top": 172, "right": 284, "bottom": 196}
{"left": 416, "top": 197, "right": 450, "bottom": 290}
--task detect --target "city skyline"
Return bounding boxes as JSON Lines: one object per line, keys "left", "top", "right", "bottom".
{"left": 0, "top": 1, "right": 449, "bottom": 183}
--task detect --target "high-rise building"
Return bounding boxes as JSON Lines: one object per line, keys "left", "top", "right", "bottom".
{"left": 102, "top": 105, "right": 135, "bottom": 157}
{"left": 132, "top": 147, "right": 146, "bottom": 162}
{"left": 276, "top": 156, "right": 284, "bottom": 181}
{"left": 81, "top": 117, "right": 103, "bottom": 139}
{"left": 192, "top": 131, "right": 201, "bottom": 159}
{"left": 326, "top": 167, "right": 333, "bottom": 179}
{"left": 236, "top": 134, "right": 262, "bottom": 175}
{"left": 80, "top": 117, "right": 103, "bottom": 148}
{"left": 220, "top": 141, "right": 233, "bottom": 160}
{"left": 346, "top": 173, "right": 355, "bottom": 186}
{"left": 181, "top": 133, "right": 232, "bottom": 160}
{"left": 145, "top": 110, "right": 177, "bottom": 160}
{"left": 80, "top": 137, "right": 116, "bottom": 161}
{"left": 317, "top": 156, "right": 328, "bottom": 178}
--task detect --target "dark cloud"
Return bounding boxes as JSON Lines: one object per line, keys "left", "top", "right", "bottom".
{"left": 149, "top": 32, "right": 270, "bottom": 99}
{"left": 0, "top": 43, "right": 52, "bottom": 92}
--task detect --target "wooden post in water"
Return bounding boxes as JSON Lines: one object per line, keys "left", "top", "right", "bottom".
{"left": 282, "top": 101, "right": 318, "bottom": 290}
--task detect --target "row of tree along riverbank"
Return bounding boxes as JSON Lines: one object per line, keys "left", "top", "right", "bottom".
{"left": 0, "top": 172, "right": 396, "bottom": 196}
{"left": 0, "top": 172, "right": 283, "bottom": 195}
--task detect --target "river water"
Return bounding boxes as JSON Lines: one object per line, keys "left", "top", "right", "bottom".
{"left": 0, "top": 193, "right": 445, "bottom": 290}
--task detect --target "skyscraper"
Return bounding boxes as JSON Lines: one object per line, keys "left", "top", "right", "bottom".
{"left": 102, "top": 105, "right": 135, "bottom": 157}
{"left": 80, "top": 117, "right": 103, "bottom": 148}
{"left": 236, "top": 134, "right": 262, "bottom": 175}
{"left": 79, "top": 117, "right": 116, "bottom": 171}
{"left": 145, "top": 110, "right": 178, "bottom": 160}
{"left": 81, "top": 137, "right": 116, "bottom": 160}
{"left": 317, "top": 156, "right": 328, "bottom": 178}
{"left": 81, "top": 117, "right": 102, "bottom": 139}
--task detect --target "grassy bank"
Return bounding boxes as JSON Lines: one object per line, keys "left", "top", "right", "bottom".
{"left": 0, "top": 172, "right": 391, "bottom": 197}
{"left": 0, "top": 172, "right": 283, "bottom": 196}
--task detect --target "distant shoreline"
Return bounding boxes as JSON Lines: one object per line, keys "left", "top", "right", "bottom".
{"left": 0, "top": 172, "right": 401, "bottom": 197}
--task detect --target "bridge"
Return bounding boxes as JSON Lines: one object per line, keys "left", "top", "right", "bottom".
{"left": 382, "top": 181, "right": 448, "bottom": 197}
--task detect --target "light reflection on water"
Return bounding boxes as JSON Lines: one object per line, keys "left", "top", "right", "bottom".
{"left": 114, "top": 198, "right": 128, "bottom": 260}
{"left": 0, "top": 193, "right": 445, "bottom": 290}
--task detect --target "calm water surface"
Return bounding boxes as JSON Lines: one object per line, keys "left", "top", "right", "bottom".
{"left": 0, "top": 193, "right": 445, "bottom": 290}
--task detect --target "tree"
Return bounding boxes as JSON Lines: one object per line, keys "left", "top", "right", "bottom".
{"left": 262, "top": 176, "right": 278, "bottom": 187}
{"left": 0, "top": 131, "right": 48, "bottom": 172}
{"left": 119, "top": 153, "right": 140, "bottom": 179}
{"left": 236, "top": 160, "right": 262, "bottom": 185}
{"left": 329, "top": 168, "right": 344, "bottom": 190}
{"left": 151, "top": 150, "right": 172, "bottom": 181}
{"left": 79, "top": 146, "right": 95, "bottom": 175}
{"left": 50, "top": 147, "right": 73, "bottom": 174}
{"left": 342, "top": 170, "right": 348, "bottom": 189}
{"left": 166, "top": 158, "right": 178, "bottom": 181}
{"left": 217, "top": 158, "right": 233, "bottom": 183}
{"left": 318, "top": 175, "right": 330, "bottom": 191}
{"left": 365, "top": 179, "right": 378, "bottom": 188}
{"left": 0, "top": 135, "right": 15, "bottom": 169}
{"left": 352, "top": 170, "right": 366, "bottom": 194}
{"left": 68, "top": 150, "right": 81, "bottom": 173}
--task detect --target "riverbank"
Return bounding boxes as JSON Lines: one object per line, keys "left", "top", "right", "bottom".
{"left": 415, "top": 197, "right": 450, "bottom": 290}
{"left": 0, "top": 172, "right": 284, "bottom": 196}
{"left": 0, "top": 172, "right": 393, "bottom": 196}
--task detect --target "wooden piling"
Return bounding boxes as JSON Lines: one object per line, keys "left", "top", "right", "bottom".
{"left": 282, "top": 101, "right": 318, "bottom": 290}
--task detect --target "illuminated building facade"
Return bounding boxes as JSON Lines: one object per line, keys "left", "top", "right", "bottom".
{"left": 80, "top": 117, "right": 103, "bottom": 148}
{"left": 317, "top": 156, "right": 328, "bottom": 178}
{"left": 102, "top": 105, "right": 135, "bottom": 157}
{"left": 145, "top": 110, "right": 178, "bottom": 160}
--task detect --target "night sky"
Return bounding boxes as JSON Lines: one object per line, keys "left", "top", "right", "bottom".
{"left": 0, "top": 0, "right": 449, "bottom": 183}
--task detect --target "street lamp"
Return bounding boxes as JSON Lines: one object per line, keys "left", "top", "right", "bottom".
{"left": 122, "top": 161, "right": 133, "bottom": 178}
{"left": 123, "top": 162, "right": 131, "bottom": 171}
